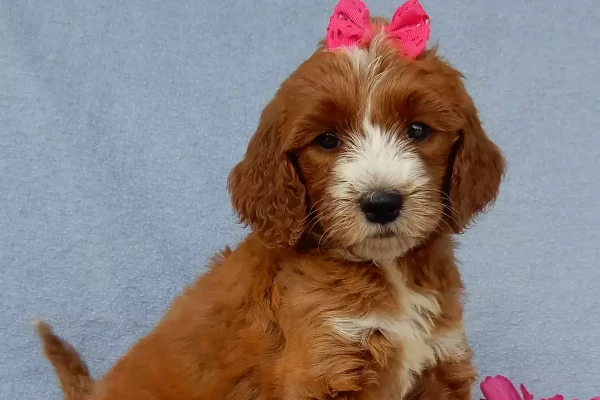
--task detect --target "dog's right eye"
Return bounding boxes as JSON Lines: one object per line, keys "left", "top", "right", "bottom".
{"left": 315, "top": 132, "right": 339, "bottom": 150}
{"left": 408, "top": 122, "right": 431, "bottom": 142}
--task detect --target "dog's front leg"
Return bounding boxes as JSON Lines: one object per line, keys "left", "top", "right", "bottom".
{"left": 406, "top": 353, "right": 476, "bottom": 400}
{"left": 274, "top": 327, "right": 393, "bottom": 400}
{"left": 435, "top": 355, "right": 476, "bottom": 400}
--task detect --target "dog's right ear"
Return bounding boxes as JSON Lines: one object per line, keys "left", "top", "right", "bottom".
{"left": 228, "top": 100, "right": 307, "bottom": 249}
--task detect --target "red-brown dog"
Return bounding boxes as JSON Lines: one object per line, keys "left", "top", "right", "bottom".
{"left": 37, "top": 1, "right": 505, "bottom": 399}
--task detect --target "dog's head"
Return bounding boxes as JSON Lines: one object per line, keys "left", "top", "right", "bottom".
{"left": 228, "top": 2, "right": 505, "bottom": 261}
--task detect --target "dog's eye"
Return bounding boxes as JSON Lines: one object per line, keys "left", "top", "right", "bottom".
{"left": 315, "top": 132, "right": 339, "bottom": 150}
{"left": 408, "top": 122, "right": 431, "bottom": 142}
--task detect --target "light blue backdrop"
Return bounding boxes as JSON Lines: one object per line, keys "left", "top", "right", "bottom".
{"left": 1, "top": 0, "right": 599, "bottom": 398}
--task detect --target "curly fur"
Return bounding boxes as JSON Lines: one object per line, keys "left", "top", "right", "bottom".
{"left": 36, "top": 19, "right": 505, "bottom": 400}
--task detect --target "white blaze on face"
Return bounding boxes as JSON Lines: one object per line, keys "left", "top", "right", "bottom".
{"left": 332, "top": 44, "right": 430, "bottom": 204}
{"left": 331, "top": 117, "right": 428, "bottom": 201}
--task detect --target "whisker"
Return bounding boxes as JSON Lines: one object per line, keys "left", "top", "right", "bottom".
{"left": 408, "top": 188, "right": 460, "bottom": 222}
{"left": 298, "top": 198, "right": 327, "bottom": 227}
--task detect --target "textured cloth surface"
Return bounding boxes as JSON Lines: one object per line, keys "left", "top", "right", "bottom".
{"left": 1, "top": 0, "right": 599, "bottom": 398}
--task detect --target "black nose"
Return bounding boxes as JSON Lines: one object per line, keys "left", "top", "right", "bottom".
{"left": 360, "top": 191, "right": 403, "bottom": 224}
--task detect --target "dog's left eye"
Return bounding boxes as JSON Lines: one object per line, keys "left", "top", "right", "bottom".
{"left": 315, "top": 132, "right": 339, "bottom": 150}
{"left": 408, "top": 122, "right": 431, "bottom": 141}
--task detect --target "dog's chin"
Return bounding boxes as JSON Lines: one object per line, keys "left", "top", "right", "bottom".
{"left": 349, "top": 234, "right": 421, "bottom": 264}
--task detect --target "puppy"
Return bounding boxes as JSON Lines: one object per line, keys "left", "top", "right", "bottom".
{"left": 36, "top": 1, "right": 505, "bottom": 399}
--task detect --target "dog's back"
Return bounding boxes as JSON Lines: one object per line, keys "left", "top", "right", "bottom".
{"left": 35, "top": 321, "right": 92, "bottom": 400}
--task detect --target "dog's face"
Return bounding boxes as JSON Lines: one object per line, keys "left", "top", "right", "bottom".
{"left": 229, "top": 32, "right": 504, "bottom": 262}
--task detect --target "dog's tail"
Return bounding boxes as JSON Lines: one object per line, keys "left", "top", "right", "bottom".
{"left": 34, "top": 320, "right": 93, "bottom": 400}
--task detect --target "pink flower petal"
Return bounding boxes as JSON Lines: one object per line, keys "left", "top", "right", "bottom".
{"left": 481, "top": 376, "right": 599, "bottom": 400}
{"left": 520, "top": 384, "right": 535, "bottom": 400}
{"left": 481, "top": 376, "right": 524, "bottom": 400}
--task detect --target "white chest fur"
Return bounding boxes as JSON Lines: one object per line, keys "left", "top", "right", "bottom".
{"left": 329, "top": 263, "right": 466, "bottom": 398}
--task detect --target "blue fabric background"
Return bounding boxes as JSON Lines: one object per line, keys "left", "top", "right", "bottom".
{"left": 1, "top": 0, "right": 599, "bottom": 398}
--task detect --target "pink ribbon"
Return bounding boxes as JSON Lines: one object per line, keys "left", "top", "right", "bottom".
{"left": 325, "top": 0, "right": 431, "bottom": 59}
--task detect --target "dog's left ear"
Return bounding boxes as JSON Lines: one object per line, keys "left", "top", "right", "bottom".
{"left": 228, "top": 100, "right": 307, "bottom": 249}
{"left": 448, "top": 99, "right": 506, "bottom": 233}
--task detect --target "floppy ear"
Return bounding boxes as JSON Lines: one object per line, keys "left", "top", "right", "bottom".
{"left": 227, "top": 101, "right": 307, "bottom": 248}
{"left": 448, "top": 104, "right": 506, "bottom": 233}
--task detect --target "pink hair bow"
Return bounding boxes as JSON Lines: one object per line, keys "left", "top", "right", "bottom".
{"left": 326, "top": 0, "right": 431, "bottom": 59}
